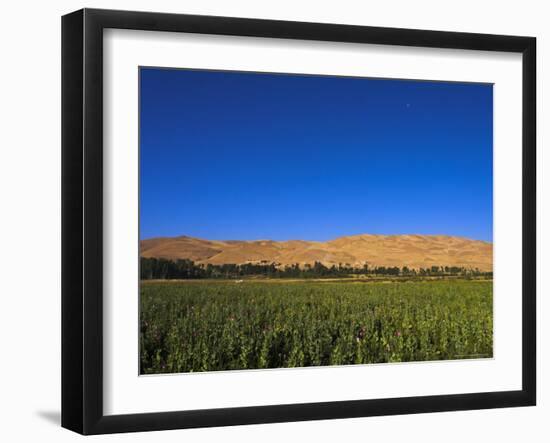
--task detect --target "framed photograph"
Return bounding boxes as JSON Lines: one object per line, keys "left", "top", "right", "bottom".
{"left": 61, "top": 8, "right": 536, "bottom": 435}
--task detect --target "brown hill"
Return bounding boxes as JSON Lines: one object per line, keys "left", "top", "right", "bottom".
{"left": 140, "top": 234, "right": 493, "bottom": 271}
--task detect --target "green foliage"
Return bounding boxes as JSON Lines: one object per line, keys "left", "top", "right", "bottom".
{"left": 140, "top": 280, "right": 493, "bottom": 374}
{"left": 140, "top": 257, "right": 492, "bottom": 280}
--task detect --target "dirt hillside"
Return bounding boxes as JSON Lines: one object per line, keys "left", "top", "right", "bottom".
{"left": 140, "top": 234, "right": 492, "bottom": 271}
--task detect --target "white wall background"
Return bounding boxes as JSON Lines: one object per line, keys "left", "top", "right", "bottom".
{"left": 0, "top": 0, "right": 546, "bottom": 441}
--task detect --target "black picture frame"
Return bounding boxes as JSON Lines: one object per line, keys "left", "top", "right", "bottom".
{"left": 62, "top": 8, "right": 536, "bottom": 435}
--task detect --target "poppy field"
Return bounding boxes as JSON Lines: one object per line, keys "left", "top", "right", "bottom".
{"left": 140, "top": 279, "right": 493, "bottom": 374}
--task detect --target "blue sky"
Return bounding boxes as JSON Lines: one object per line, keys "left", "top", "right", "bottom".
{"left": 140, "top": 68, "right": 493, "bottom": 242}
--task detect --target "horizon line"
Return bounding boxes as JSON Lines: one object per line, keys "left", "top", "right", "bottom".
{"left": 140, "top": 232, "right": 493, "bottom": 244}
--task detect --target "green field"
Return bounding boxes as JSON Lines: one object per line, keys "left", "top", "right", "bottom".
{"left": 140, "top": 279, "right": 493, "bottom": 374}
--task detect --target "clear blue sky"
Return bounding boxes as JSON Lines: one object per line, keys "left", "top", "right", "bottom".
{"left": 140, "top": 67, "right": 493, "bottom": 242}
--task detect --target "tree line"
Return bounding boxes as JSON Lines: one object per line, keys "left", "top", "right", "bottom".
{"left": 140, "top": 257, "right": 492, "bottom": 280}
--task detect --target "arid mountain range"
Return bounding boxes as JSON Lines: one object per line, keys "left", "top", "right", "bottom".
{"left": 140, "top": 234, "right": 493, "bottom": 271}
